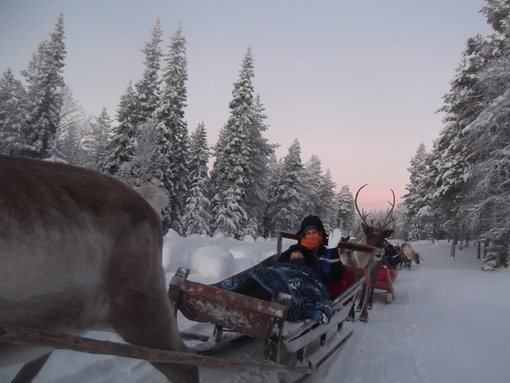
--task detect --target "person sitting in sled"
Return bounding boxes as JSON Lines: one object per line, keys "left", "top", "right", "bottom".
{"left": 382, "top": 240, "right": 399, "bottom": 268}
{"left": 288, "top": 215, "right": 354, "bottom": 297}
{"left": 225, "top": 242, "right": 334, "bottom": 324}
{"left": 284, "top": 215, "right": 345, "bottom": 284}
{"left": 220, "top": 216, "right": 345, "bottom": 324}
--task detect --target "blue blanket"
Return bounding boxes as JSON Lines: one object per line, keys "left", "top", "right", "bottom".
{"left": 221, "top": 263, "right": 333, "bottom": 324}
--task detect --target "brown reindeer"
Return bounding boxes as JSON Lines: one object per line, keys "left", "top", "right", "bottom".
{"left": 343, "top": 185, "right": 395, "bottom": 314}
{"left": 0, "top": 156, "right": 199, "bottom": 383}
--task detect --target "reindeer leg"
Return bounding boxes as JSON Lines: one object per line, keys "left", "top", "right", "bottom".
{"left": 11, "top": 352, "right": 52, "bottom": 383}
{"left": 368, "top": 261, "right": 382, "bottom": 310}
{"left": 108, "top": 242, "right": 199, "bottom": 383}
{"left": 109, "top": 286, "right": 199, "bottom": 383}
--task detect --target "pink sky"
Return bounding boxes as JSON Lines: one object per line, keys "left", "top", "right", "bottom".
{"left": 0, "top": 1, "right": 493, "bottom": 211}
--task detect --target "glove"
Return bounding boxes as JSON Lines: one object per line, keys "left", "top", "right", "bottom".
{"left": 327, "top": 228, "right": 342, "bottom": 249}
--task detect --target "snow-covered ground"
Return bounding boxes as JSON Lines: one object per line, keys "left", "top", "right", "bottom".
{"left": 1, "top": 234, "right": 509, "bottom": 383}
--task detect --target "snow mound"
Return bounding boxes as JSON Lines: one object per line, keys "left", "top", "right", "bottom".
{"left": 162, "top": 239, "right": 189, "bottom": 272}
{"left": 242, "top": 235, "right": 255, "bottom": 243}
{"left": 188, "top": 245, "right": 234, "bottom": 279}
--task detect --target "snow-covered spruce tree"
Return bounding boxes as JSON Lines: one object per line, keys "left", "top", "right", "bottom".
{"left": 302, "top": 155, "right": 323, "bottom": 217}
{"left": 261, "top": 153, "right": 283, "bottom": 237}
{"left": 423, "top": 1, "right": 510, "bottom": 261}
{"left": 402, "top": 143, "right": 435, "bottom": 241}
{"left": 133, "top": 19, "right": 162, "bottom": 126}
{"left": 430, "top": 19, "right": 502, "bottom": 249}
{"left": 82, "top": 107, "right": 113, "bottom": 170}
{"left": 102, "top": 82, "right": 138, "bottom": 176}
{"left": 317, "top": 169, "right": 337, "bottom": 231}
{"left": 210, "top": 48, "right": 255, "bottom": 238}
{"left": 0, "top": 68, "right": 27, "bottom": 155}
{"left": 332, "top": 185, "right": 356, "bottom": 236}
{"left": 113, "top": 119, "right": 168, "bottom": 200}
{"left": 153, "top": 24, "right": 189, "bottom": 234}
{"left": 242, "top": 94, "right": 274, "bottom": 236}
{"left": 267, "top": 139, "right": 306, "bottom": 232}
{"left": 21, "top": 14, "right": 66, "bottom": 159}
{"left": 182, "top": 122, "right": 212, "bottom": 236}
{"left": 392, "top": 203, "right": 407, "bottom": 240}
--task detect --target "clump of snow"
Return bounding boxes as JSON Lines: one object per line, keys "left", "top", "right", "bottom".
{"left": 212, "top": 231, "right": 225, "bottom": 240}
{"left": 242, "top": 234, "right": 255, "bottom": 243}
{"left": 188, "top": 245, "right": 234, "bottom": 280}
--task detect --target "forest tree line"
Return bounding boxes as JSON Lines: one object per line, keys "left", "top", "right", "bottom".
{"left": 3, "top": 4, "right": 508, "bottom": 268}
{"left": 0, "top": 15, "right": 380, "bottom": 239}
{"left": 399, "top": 0, "right": 510, "bottom": 269}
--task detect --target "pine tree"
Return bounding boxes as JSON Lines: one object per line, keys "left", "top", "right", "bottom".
{"left": 318, "top": 169, "right": 337, "bottom": 230}
{"left": 302, "top": 155, "right": 323, "bottom": 216}
{"left": 102, "top": 82, "right": 138, "bottom": 176}
{"left": 267, "top": 139, "right": 306, "bottom": 232}
{"left": 261, "top": 153, "right": 283, "bottom": 237}
{"left": 21, "top": 14, "right": 66, "bottom": 159}
{"left": 84, "top": 107, "right": 113, "bottom": 170}
{"left": 0, "top": 68, "right": 27, "bottom": 155}
{"left": 456, "top": 10, "right": 510, "bottom": 258}
{"left": 210, "top": 48, "right": 255, "bottom": 237}
{"left": 133, "top": 19, "right": 162, "bottom": 125}
{"left": 154, "top": 24, "right": 189, "bottom": 234}
{"left": 242, "top": 94, "right": 274, "bottom": 233}
{"left": 332, "top": 185, "right": 356, "bottom": 236}
{"left": 402, "top": 143, "right": 434, "bottom": 241}
{"left": 117, "top": 119, "right": 168, "bottom": 191}
{"left": 182, "top": 122, "right": 212, "bottom": 236}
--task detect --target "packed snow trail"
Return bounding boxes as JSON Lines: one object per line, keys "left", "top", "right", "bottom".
{"left": 2, "top": 240, "right": 510, "bottom": 383}
{"left": 323, "top": 241, "right": 510, "bottom": 383}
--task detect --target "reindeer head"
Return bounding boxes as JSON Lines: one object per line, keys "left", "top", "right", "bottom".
{"left": 355, "top": 184, "right": 395, "bottom": 249}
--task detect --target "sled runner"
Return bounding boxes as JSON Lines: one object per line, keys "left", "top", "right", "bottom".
{"left": 168, "top": 231, "right": 375, "bottom": 382}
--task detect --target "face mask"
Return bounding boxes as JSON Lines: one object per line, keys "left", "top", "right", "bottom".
{"left": 289, "top": 258, "right": 307, "bottom": 266}
{"left": 301, "top": 235, "right": 322, "bottom": 250}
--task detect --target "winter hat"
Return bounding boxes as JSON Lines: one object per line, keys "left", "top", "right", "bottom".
{"left": 296, "top": 215, "right": 327, "bottom": 239}
{"left": 279, "top": 244, "right": 314, "bottom": 265}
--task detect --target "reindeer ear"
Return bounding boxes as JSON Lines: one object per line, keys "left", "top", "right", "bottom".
{"left": 383, "top": 229, "right": 394, "bottom": 238}
{"left": 362, "top": 223, "right": 370, "bottom": 233}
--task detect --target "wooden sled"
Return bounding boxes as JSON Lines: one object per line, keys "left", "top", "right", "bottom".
{"left": 373, "top": 264, "right": 398, "bottom": 303}
{"left": 168, "top": 231, "right": 375, "bottom": 382}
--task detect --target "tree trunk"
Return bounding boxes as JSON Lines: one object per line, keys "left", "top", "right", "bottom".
{"left": 450, "top": 236, "right": 457, "bottom": 258}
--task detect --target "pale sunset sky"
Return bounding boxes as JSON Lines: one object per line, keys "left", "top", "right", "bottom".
{"left": 0, "top": 0, "right": 493, "bottom": 209}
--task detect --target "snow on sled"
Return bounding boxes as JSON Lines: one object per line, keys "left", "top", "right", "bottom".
{"left": 168, "top": 231, "right": 375, "bottom": 382}
{"left": 374, "top": 264, "right": 398, "bottom": 303}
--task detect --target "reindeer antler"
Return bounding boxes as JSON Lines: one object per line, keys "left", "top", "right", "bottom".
{"left": 380, "top": 189, "right": 396, "bottom": 229}
{"left": 354, "top": 184, "right": 370, "bottom": 226}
